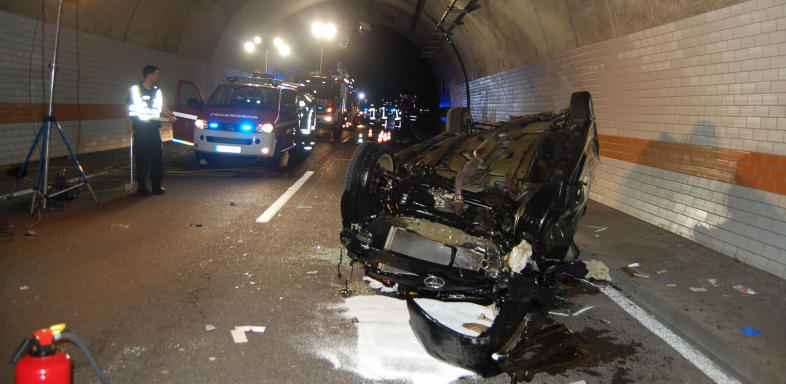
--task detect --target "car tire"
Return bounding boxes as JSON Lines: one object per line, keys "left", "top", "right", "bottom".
{"left": 341, "top": 143, "right": 394, "bottom": 224}
{"left": 195, "top": 151, "right": 211, "bottom": 167}
{"left": 569, "top": 91, "right": 593, "bottom": 127}
{"left": 445, "top": 106, "right": 472, "bottom": 134}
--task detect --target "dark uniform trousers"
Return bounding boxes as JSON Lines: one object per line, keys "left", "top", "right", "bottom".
{"left": 133, "top": 122, "right": 163, "bottom": 190}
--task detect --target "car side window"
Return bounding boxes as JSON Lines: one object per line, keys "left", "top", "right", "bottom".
{"left": 281, "top": 90, "right": 296, "bottom": 114}
{"left": 178, "top": 82, "right": 202, "bottom": 109}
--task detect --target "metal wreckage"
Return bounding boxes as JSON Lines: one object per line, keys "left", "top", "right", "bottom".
{"left": 339, "top": 91, "right": 600, "bottom": 381}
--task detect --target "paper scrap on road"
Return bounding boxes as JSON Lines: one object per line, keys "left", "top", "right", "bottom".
{"left": 205, "top": 324, "right": 215, "bottom": 332}
{"left": 633, "top": 273, "right": 650, "bottom": 278}
{"left": 583, "top": 260, "right": 612, "bottom": 282}
{"left": 628, "top": 263, "right": 640, "bottom": 268}
{"left": 689, "top": 287, "right": 707, "bottom": 292}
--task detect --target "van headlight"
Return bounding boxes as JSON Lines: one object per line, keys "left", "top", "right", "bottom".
{"left": 257, "top": 123, "right": 274, "bottom": 133}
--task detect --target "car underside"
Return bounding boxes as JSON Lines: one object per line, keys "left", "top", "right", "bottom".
{"left": 339, "top": 91, "right": 599, "bottom": 379}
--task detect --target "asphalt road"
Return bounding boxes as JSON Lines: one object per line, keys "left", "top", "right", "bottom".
{"left": 1, "top": 139, "right": 719, "bottom": 383}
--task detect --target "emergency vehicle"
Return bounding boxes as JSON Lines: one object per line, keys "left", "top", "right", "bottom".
{"left": 293, "top": 73, "right": 349, "bottom": 131}
{"left": 171, "top": 73, "right": 316, "bottom": 166}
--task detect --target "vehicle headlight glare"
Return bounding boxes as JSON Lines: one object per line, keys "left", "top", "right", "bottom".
{"left": 195, "top": 119, "right": 206, "bottom": 129}
{"left": 258, "top": 123, "right": 274, "bottom": 133}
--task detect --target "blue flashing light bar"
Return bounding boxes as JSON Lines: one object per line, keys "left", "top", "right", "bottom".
{"left": 208, "top": 122, "right": 219, "bottom": 128}
{"left": 441, "top": 116, "right": 447, "bottom": 122}
{"left": 240, "top": 124, "right": 253, "bottom": 131}
{"left": 171, "top": 138, "right": 194, "bottom": 146}
{"left": 317, "top": 106, "right": 324, "bottom": 110}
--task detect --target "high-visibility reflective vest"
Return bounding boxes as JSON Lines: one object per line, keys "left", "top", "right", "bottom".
{"left": 128, "top": 84, "right": 163, "bottom": 122}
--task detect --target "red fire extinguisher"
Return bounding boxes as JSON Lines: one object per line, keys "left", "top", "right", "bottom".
{"left": 12, "top": 323, "right": 111, "bottom": 384}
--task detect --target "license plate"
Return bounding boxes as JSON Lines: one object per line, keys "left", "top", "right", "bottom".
{"left": 216, "top": 145, "right": 241, "bottom": 153}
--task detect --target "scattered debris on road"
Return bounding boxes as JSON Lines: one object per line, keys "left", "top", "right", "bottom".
{"left": 732, "top": 284, "right": 756, "bottom": 295}
{"left": 583, "top": 260, "right": 612, "bottom": 282}
{"left": 739, "top": 326, "right": 762, "bottom": 336}
{"left": 205, "top": 324, "right": 215, "bottom": 332}
{"left": 231, "top": 325, "right": 266, "bottom": 343}
{"left": 689, "top": 287, "right": 707, "bottom": 292}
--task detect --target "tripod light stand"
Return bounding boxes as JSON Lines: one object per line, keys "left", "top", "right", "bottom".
{"left": 11, "top": 0, "right": 98, "bottom": 215}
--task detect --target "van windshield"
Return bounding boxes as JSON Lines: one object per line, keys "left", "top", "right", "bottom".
{"left": 208, "top": 85, "right": 278, "bottom": 111}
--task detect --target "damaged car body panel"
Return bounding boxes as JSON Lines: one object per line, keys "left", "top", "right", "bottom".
{"left": 339, "top": 91, "right": 599, "bottom": 378}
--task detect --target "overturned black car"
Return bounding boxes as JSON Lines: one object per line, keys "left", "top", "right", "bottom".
{"left": 339, "top": 91, "right": 599, "bottom": 379}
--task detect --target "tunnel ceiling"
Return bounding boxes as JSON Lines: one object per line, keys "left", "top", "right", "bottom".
{"left": 3, "top": 0, "right": 745, "bottom": 82}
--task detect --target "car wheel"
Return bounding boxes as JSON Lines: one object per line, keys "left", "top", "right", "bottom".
{"left": 341, "top": 143, "right": 394, "bottom": 224}
{"left": 195, "top": 151, "right": 211, "bottom": 166}
{"left": 445, "top": 106, "right": 472, "bottom": 134}
{"left": 569, "top": 91, "right": 593, "bottom": 127}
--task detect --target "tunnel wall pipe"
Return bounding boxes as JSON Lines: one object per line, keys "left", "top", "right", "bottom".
{"left": 0, "top": 10, "right": 240, "bottom": 167}
{"left": 451, "top": 0, "right": 786, "bottom": 280}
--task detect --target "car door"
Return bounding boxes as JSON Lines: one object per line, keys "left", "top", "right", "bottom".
{"left": 172, "top": 80, "right": 204, "bottom": 143}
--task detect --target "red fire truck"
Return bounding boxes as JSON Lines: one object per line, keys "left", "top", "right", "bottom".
{"left": 293, "top": 73, "right": 349, "bottom": 132}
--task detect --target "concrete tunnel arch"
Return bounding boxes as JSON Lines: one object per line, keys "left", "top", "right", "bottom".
{"left": 1, "top": 0, "right": 786, "bottom": 283}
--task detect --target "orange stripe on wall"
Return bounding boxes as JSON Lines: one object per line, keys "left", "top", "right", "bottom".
{"left": 0, "top": 103, "right": 125, "bottom": 124}
{"left": 598, "top": 134, "right": 786, "bottom": 195}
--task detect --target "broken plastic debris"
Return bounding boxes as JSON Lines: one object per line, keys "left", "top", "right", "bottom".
{"left": 570, "top": 381, "right": 588, "bottom": 384}
{"left": 689, "top": 287, "right": 707, "bottom": 292}
{"left": 733, "top": 285, "right": 756, "bottom": 295}
{"left": 706, "top": 279, "right": 720, "bottom": 287}
{"left": 229, "top": 202, "right": 236, "bottom": 206}
{"left": 230, "top": 330, "right": 247, "bottom": 343}
{"left": 208, "top": 356, "right": 216, "bottom": 361}
{"left": 306, "top": 271, "right": 318, "bottom": 275}
{"left": 667, "top": 284, "right": 677, "bottom": 288}
{"left": 205, "top": 324, "right": 215, "bottom": 332}
{"left": 660, "top": 276, "right": 671, "bottom": 281}
{"left": 739, "top": 326, "right": 762, "bottom": 336}
{"left": 594, "top": 227, "right": 607, "bottom": 233}
{"left": 628, "top": 263, "right": 640, "bottom": 268}
{"left": 19, "top": 285, "right": 29, "bottom": 291}
{"left": 230, "top": 245, "right": 235, "bottom": 249}
{"left": 572, "top": 306, "right": 594, "bottom": 317}
{"left": 195, "top": 223, "right": 203, "bottom": 227}
{"left": 583, "top": 260, "right": 612, "bottom": 282}
{"left": 657, "top": 270, "right": 667, "bottom": 274}
{"left": 363, "top": 276, "right": 399, "bottom": 293}
{"left": 231, "top": 325, "right": 266, "bottom": 343}
{"left": 548, "top": 311, "right": 570, "bottom": 317}
{"left": 633, "top": 273, "right": 649, "bottom": 278}
{"left": 24, "top": 231, "right": 37, "bottom": 237}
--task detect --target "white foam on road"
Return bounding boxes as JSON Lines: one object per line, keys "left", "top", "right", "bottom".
{"left": 256, "top": 171, "right": 314, "bottom": 223}
{"left": 312, "top": 295, "right": 476, "bottom": 384}
{"left": 600, "top": 286, "right": 741, "bottom": 384}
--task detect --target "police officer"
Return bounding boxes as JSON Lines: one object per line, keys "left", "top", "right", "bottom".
{"left": 125, "top": 65, "right": 175, "bottom": 195}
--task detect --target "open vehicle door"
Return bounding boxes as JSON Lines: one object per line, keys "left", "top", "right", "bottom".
{"left": 172, "top": 80, "right": 204, "bottom": 144}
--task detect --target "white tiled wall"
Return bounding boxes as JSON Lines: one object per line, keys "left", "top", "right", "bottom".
{"left": 452, "top": 0, "right": 786, "bottom": 278}
{"left": 0, "top": 10, "right": 237, "bottom": 166}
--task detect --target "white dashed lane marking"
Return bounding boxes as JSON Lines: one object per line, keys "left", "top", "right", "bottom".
{"left": 256, "top": 171, "right": 314, "bottom": 223}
